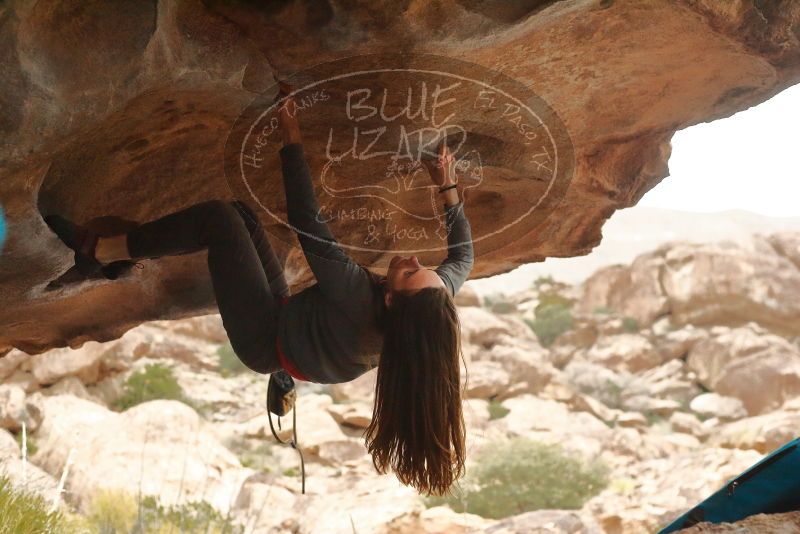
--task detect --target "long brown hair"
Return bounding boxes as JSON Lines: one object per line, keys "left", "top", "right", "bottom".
{"left": 364, "top": 285, "right": 467, "bottom": 496}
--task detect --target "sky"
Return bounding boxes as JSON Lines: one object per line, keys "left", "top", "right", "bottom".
{"left": 638, "top": 83, "right": 800, "bottom": 216}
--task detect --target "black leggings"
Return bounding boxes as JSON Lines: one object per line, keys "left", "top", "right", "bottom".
{"left": 126, "top": 200, "right": 289, "bottom": 374}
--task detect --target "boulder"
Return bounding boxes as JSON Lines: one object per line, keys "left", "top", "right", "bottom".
{"left": 33, "top": 395, "right": 251, "bottom": 513}
{"left": 0, "top": 385, "right": 27, "bottom": 431}
{"left": 463, "top": 360, "right": 511, "bottom": 400}
{"left": 454, "top": 284, "right": 482, "bottom": 308}
{"left": 0, "top": 350, "right": 29, "bottom": 380}
{"left": 681, "top": 512, "right": 800, "bottom": 533}
{"left": 326, "top": 402, "right": 373, "bottom": 429}
{"left": 687, "top": 325, "right": 800, "bottom": 415}
{"left": 29, "top": 343, "right": 108, "bottom": 386}
{"left": 708, "top": 411, "right": 800, "bottom": 454}
{"left": 689, "top": 393, "right": 747, "bottom": 421}
{"left": 585, "top": 334, "right": 661, "bottom": 373}
{"left": 1, "top": 0, "right": 800, "bottom": 359}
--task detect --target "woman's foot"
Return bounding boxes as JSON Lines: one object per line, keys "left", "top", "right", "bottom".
{"left": 44, "top": 215, "right": 103, "bottom": 276}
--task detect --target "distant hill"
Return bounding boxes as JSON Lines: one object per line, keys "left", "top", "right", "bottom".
{"left": 468, "top": 207, "right": 800, "bottom": 296}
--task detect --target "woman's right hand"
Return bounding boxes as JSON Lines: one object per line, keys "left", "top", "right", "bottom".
{"left": 274, "top": 79, "right": 301, "bottom": 145}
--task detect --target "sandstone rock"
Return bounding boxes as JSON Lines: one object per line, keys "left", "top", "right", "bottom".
{"left": 5, "top": 369, "right": 38, "bottom": 393}
{"left": 662, "top": 238, "right": 800, "bottom": 336}
{"left": 233, "top": 477, "right": 297, "bottom": 533}
{"left": 29, "top": 343, "right": 108, "bottom": 386}
{"left": 686, "top": 324, "right": 796, "bottom": 388}
{"left": 0, "top": 384, "right": 27, "bottom": 431}
{"left": 475, "top": 337, "right": 555, "bottom": 396}
{"left": 690, "top": 393, "right": 747, "bottom": 421}
{"left": 458, "top": 307, "right": 534, "bottom": 347}
{"left": 620, "top": 396, "right": 682, "bottom": 417}
{"left": 326, "top": 402, "right": 372, "bottom": 429}
{"left": 329, "top": 368, "right": 376, "bottom": 404}
{"left": 616, "top": 412, "right": 648, "bottom": 428}
{"left": 272, "top": 394, "right": 347, "bottom": 454}
{"left": 681, "top": 512, "right": 800, "bottom": 533}
{"left": 315, "top": 439, "right": 366, "bottom": 466}
{"left": 454, "top": 284, "right": 482, "bottom": 308}
{"left": 687, "top": 325, "right": 800, "bottom": 415}
{"left": 405, "top": 506, "right": 488, "bottom": 534}
{"left": 0, "top": 0, "right": 799, "bottom": 357}
{"left": 669, "top": 412, "right": 708, "bottom": 440}
{"left": 627, "top": 359, "right": 700, "bottom": 406}
{"left": 0, "top": 349, "right": 29, "bottom": 380}
{"left": 477, "top": 509, "right": 603, "bottom": 534}
{"left": 43, "top": 375, "right": 103, "bottom": 405}
{"left": 33, "top": 395, "right": 251, "bottom": 513}
{"left": 463, "top": 360, "right": 511, "bottom": 399}
{"left": 541, "top": 381, "right": 619, "bottom": 424}
{"left": 578, "top": 254, "right": 669, "bottom": 327}
{"left": 496, "top": 395, "right": 613, "bottom": 460}
{"left": 151, "top": 314, "right": 228, "bottom": 344}
{"left": 708, "top": 411, "right": 800, "bottom": 454}
{"left": 587, "top": 447, "right": 762, "bottom": 534}
{"left": 586, "top": 334, "right": 661, "bottom": 373}
{"left": 563, "top": 359, "right": 633, "bottom": 408}
{"left": 294, "top": 474, "right": 423, "bottom": 534}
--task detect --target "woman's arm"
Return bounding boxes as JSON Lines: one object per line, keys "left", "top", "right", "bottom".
{"left": 423, "top": 143, "right": 475, "bottom": 296}
{"left": 277, "top": 86, "right": 372, "bottom": 308}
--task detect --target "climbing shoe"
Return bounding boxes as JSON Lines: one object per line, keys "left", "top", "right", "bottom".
{"left": 267, "top": 369, "right": 297, "bottom": 417}
{"left": 44, "top": 214, "right": 102, "bottom": 276}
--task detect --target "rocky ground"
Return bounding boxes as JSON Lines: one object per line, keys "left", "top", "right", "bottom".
{"left": 2, "top": 232, "right": 800, "bottom": 533}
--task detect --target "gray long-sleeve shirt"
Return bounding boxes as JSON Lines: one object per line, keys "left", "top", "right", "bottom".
{"left": 277, "top": 143, "right": 474, "bottom": 384}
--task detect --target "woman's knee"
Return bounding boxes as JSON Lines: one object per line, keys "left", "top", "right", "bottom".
{"left": 197, "top": 200, "right": 247, "bottom": 240}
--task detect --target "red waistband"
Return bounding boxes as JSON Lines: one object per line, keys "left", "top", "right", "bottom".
{"left": 276, "top": 296, "right": 312, "bottom": 382}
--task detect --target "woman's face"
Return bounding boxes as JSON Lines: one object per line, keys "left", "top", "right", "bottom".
{"left": 385, "top": 255, "right": 445, "bottom": 297}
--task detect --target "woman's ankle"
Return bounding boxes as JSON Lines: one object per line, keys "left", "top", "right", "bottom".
{"left": 95, "top": 234, "right": 131, "bottom": 264}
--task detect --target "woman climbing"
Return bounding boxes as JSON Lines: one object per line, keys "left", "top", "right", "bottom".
{"left": 44, "top": 82, "right": 474, "bottom": 496}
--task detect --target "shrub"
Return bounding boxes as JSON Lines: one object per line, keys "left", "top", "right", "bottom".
{"left": 532, "top": 275, "right": 555, "bottom": 288}
{"left": 621, "top": 316, "right": 640, "bottom": 333}
{"left": 525, "top": 292, "right": 574, "bottom": 347}
{"left": 216, "top": 342, "right": 249, "bottom": 377}
{"left": 85, "top": 491, "right": 243, "bottom": 534}
{"left": 425, "top": 438, "right": 608, "bottom": 519}
{"left": 592, "top": 306, "right": 613, "bottom": 315}
{"left": 0, "top": 474, "right": 68, "bottom": 533}
{"left": 487, "top": 400, "right": 510, "bottom": 421}
{"left": 114, "top": 364, "right": 193, "bottom": 411}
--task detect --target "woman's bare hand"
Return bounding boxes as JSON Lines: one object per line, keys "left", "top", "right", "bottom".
{"left": 422, "top": 141, "right": 457, "bottom": 188}
{"left": 274, "top": 79, "right": 301, "bottom": 145}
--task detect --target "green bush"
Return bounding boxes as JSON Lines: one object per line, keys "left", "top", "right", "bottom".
{"left": 0, "top": 474, "right": 68, "bottom": 533}
{"left": 85, "top": 491, "right": 243, "bottom": 534}
{"left": 114, "top": 364, "right": 193, "bottom": 411}
{"left": 621, "top": 316, "right": 640, "bottom": 333}
{"left": 216, "top": 342, "right": 249, "bottom": 377}
{"left": 487, "top": 400, "right": 510, "bottom": 421}
{"left": 532, "top": 275, "right": 555, "bottom": 288}
{"left": 525, "top": 293, "right": 574, "bottom": 347}
{"left": 592, "top": 306, "right": 613, "bottom": 315}
{"left": 426, "top": 438, "right": 608, "bottom": 519}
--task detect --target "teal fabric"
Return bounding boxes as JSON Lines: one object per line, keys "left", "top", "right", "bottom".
{"left": 0, "top": 206, "right": 5, "bottom": 251}
{"left": 659, "top": 437, "right": 800, "bottom": 532}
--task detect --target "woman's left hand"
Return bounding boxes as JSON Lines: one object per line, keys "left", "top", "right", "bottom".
{"left": 422, "top": 142, "right": 457, "bottom": 188}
